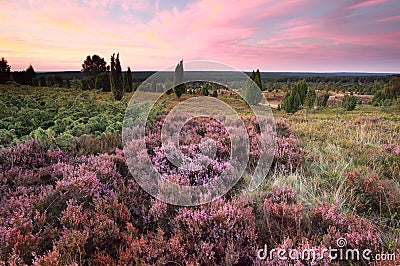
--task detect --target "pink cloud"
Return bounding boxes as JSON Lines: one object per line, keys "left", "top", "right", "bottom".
{"left": 379, "top": 15, "right": 400, "bottom": 22}
{"left": 349, "top": 0, "right": 390, "bottom": 9}
{"left": 82, "top": 0, "right": 149, "bottom": 11}
{"left": 0, "top": 0, "right": 399, "bottom": 72}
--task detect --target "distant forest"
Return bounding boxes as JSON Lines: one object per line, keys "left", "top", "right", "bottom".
{"left": 35, "top": 70, "right": 393, "bottom": 83}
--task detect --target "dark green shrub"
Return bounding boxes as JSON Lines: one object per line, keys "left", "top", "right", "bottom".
{"left": 95, "top": 72, "right": 111, "bottom": 91}
{"left": 39, "top": 76, "right": 46, "bottom": 87}
{"left": 372, "top": 90, "right": 387, "bottom": 106}
{"left": 304, "top": 88, "right": 316, "bottom": 110}
{"left": 79, "top": 78, "right": 94, "bottom": 90}
{"left": 317, "top": 93, "right": 330, "bottom": 107}
{"left": 342, "top": 95, "right": 358, "bottom": 111}
{"left": 282, "top": 90, "right": 301, "bottom": 113}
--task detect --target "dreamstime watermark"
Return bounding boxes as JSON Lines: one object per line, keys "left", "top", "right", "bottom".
{"left": 122, "top": 60, "right": 276, "bottom": 206}
{"left": 257, "top": 238, "right": 397, "bottom": 262}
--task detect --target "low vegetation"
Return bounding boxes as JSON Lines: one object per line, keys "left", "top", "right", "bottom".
{"left": 0, "top": 71, "right": 399, "bottom": 265}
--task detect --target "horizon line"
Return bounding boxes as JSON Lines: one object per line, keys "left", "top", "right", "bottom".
{"left": 33, "top": 70, "right": 398, "bottom": 74}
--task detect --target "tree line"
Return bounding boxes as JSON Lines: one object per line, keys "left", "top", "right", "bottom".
{"left": 80, "top": 53, "right": 132, "bottom": 100}
{"left": 2, "top": 55, "right": 398, "bottom": 105}
{"left": 0, "top": 57, "right": 36, "bottom": 85}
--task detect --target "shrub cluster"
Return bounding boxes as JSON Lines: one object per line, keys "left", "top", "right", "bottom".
{"left": 0, "top": 88, "right": 126, "bottom": 149}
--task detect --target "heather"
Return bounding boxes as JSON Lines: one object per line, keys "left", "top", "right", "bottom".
{"left": 0, "top": 85, "right": 400, "bottom": 265}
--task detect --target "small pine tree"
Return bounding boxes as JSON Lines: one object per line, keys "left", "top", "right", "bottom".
{"left": 173, "top": 60, "right": 185, "bottom": 98}
{"left": 383, "top": 75, "right": 400, "bottom": 99}
{"left": 25, "top": 64, "right": 36, "bottom": 85}
{"left": 317, "top": 93, "right": 330, "bottom": 107}
{"left": 254, "top": 69, "right": 263, "bottom": 90}
{"left": 282, "top": 89, "right": 301, "bottom": 113}
{"left": 244, "top": 83, "right": 263, "bottom": 105}
{"left": 342, "top": 94, "right": 358, "bottom": 111}
{"left": 124, "top": 67, "right": 133, "bottom": 92}
{"left": 244, "top": 70, "right": 263, "bottom": 105}
{"left": 292, "top": 89, "right": 302, "bottom": 111}
{"left": 371, "top": 90, "right": 386, "bottom": 106}
{"left": 296, "top": 80, "right": 308, "bottom": 105}
{"left": 245, "top": 69, "right": 264, "bottom": 104}
{"left": 281, "top": 91, "right": 291, "bottom": 112}
{"left": 304, "top": 88, "right": 316, "bottom": 110}
{"left": 95, "top": 72, "right": 111, "bottom": 91}
{"left": 212, "top": 90, "right": 218, "bottom": 97}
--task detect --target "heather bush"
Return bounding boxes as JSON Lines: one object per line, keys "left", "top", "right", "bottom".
{"left": 254, "top": 186, "right": 382, "bottom": 264}
{"left": 379, "top": 143, "right": 400, "bottom": 179}
{"left": 275, "top": 119, "right": 293, "bottom": 138}
{"left": 308, "top": 202, "right": 381, "bottom": 252}
{"left": 143, "top": 114, "right": 303, "bottom": 179}
{"left": 266, "top": 185, "right": 297, "bottom": 204}
{"left": 171, "top": 197, "right": 257, "bottom": 265}
{"left": 274, "top": 135, "right": 304, "bottom": 173}
{"left": 119, "top": 227, "right": 172, "bottom": 265}
{"left": 257, "top": 187, "right": 304, "bottom": 246}
{"left": 32, "top": 246, "right": 61, "bottom": 266}
{"left": 347, "top": 170, "right": 400, "bottom": 222}
{"left": 353, "top": 115, "right": 381, "bottom": 125}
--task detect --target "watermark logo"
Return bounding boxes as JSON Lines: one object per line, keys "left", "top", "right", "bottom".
{"left": 122, "top": 60, "right": 276, "bottom": 206}
{"left": 257, "top": 238, "right": 397, "bottom": 262}
{"left": 336, "top": 237, "right": 347, "bottom": 248}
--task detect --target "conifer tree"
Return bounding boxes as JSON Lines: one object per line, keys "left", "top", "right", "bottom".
{"left": 282, "top": 88, "right": 301, "bottom": 113}
{"left": 110, "top": 53, "right": 124, "bottom": 100}
{"left": 124, "top": 67, "right": 133, "bottom": 92}
{"left": 0, "top": 57, "right": 11, "bottom": 84}
{"left": 244, "top": 69, "right": 263, "bottom": 105}
{"left": 174, "top": 60, "right": 185, "bottom": 98}
{"left": 296, "top": 80, "right": 308, "bottom": 105}
{"left": 304, "top": 88, "right": 316, "bottom": 110}
{"left": 254, "top": 69, "right": 263, "bottom": 90}
{"left": 26, "top": 64, "right": 36, "bottom": 85}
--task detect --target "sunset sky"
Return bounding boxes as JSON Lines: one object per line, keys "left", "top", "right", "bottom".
{"left": 1, "top": 0, "right": 399, "bottom": 72}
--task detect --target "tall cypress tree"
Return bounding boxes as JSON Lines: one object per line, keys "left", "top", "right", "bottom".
{"left": 173, "top": 60, "right": 185, "bottom": 98}
{"left": 124, "top": 67, "right": 133, "bottom": 92}
{"left": 254, "top": 69, "right": 263, "bottom": 90}
{"left": 110, "top": 53, "right": 124, "bottom": 100}
{"left": 26, "top": 64, "right": 36, "bottom": 85}
{"left": 123, "top": 67, "right": 132, "bottom": 93}
{"left": 110, "top": 54, "right": 116, "bottom": 96}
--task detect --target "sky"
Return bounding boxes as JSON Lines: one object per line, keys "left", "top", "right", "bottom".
{"left": 0, "top": 0, "right": 399, "bottom": 72}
